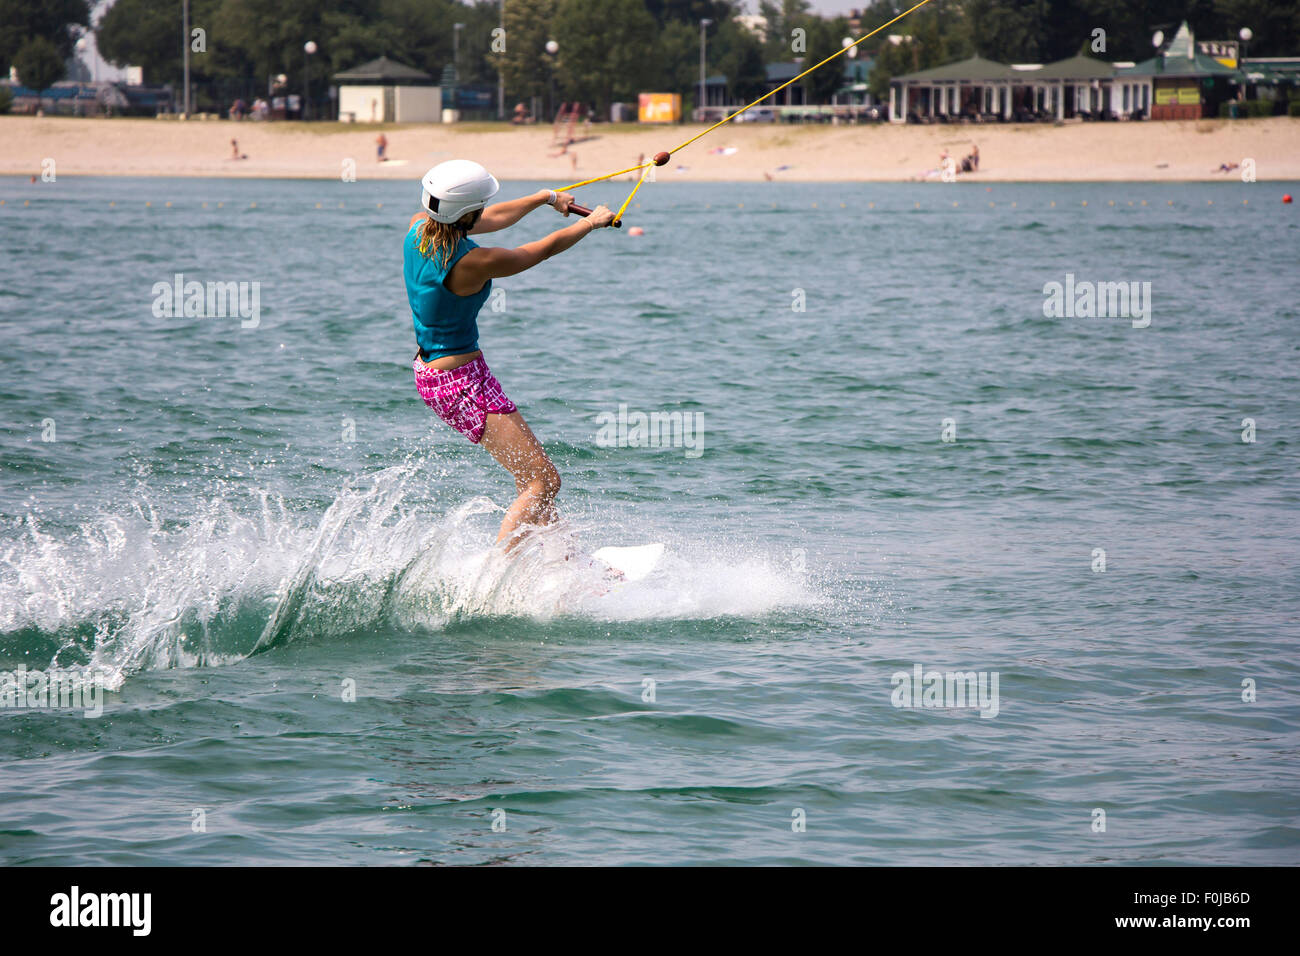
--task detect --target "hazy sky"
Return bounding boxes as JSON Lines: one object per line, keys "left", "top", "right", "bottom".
{"left": 759, "top": 0, "right": 861, "bottom": 17}
{"left": 806, "top": 0, "right": 858, "bottom": 14}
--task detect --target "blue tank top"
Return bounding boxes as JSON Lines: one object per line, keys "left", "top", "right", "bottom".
{"left": 403, "top": 224, "right": 492, "bottom": 359}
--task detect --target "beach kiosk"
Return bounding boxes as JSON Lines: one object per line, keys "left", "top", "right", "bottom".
{"left": 334, "top": 56, "right": 441, "bottom": 123}
{"left": 1118, "top": 22, "right": 1240, "bottom": 120}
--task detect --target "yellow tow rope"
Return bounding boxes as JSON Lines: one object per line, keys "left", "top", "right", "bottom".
{"left": 554, "top": 0, "right": 935, "bottom": 222}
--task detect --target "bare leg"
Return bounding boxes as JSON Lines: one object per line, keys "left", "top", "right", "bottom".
{"left": 479, "top": 411, "right": 561, "bottom": 547}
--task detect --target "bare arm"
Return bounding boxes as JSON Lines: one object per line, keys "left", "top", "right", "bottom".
{"left": 471, "top": 189, "right": 576, "bottom": 234}
{"left": 448, "top": 205, "right": 614, "bottom": 293}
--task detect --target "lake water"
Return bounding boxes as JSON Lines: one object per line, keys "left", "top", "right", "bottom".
{"left": 1, "top": 174, "right": 1297, "bottom": 865}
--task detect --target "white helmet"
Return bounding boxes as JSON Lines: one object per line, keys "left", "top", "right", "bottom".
{"left": 420, "top": 159, "right": 500, "bottom": 224}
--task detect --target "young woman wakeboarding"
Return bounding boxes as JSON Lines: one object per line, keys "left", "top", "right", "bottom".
{"left": 404, "top": 160, "right": 615, "bottom": 546}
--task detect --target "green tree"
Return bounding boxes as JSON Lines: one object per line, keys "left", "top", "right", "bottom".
{"left": 0, "top": 0, "right": 89, "bottom": 70}
{"left": 14, "top": 35, "right": 66, "bottom": 111}
{"left": 208, "top": 0, "right": 336, "bottom": 92}
{"left": 868, "top": 34, "right": 911, "bottom": 100}
{"left": 500, "top": 0, "right": 556, "bottom": 104}
{"left": 865, "top": 3, "right": 962, "bottom": 98}
{"left": 317, "top": 9, "right": 392, "bottom": 78}
{"left": 553, "top": 0, "right": 656, "bottom": 112}
{"left": 795, "top": 13, "right": 851, "bottom": 103}
{"left": 758, "top": 0, "right": 811, "bottom": 63}
{"left": 962, "top": 0, "right": 1038, "bottom": 62}
{"left": 712, "top": 17, "right": 766, "bottom": 103}
{"left": 375, "top": 0, "right": 462, "bottom": 77}
{"left": 448, "top": 1, "right": 503, "bottom": 88}
{"left": 202, "top": 0, "right": 458, "bottom": 100}
{"left": 99, "top": 0, "right": 193, "bottom": 88}
{"left": 654, "top": 18, "right": 701, "bottom": 99}
{"left": 1209, "top": 0, "right": 1300, "bottom": 57}
{"left": 645, "top": 0, "right": 737, "bottom": 29}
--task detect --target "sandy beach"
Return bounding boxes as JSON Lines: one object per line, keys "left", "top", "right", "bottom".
{"left": 1, "top": 115, "right": 1296, "bottom": 183}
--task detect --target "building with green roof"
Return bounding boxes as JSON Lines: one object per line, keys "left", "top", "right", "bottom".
{"left": 1117, "top": 22, "right": 1240, "bottom": 119}
{"left": 888, "top": 56, "right": 1024, "bottom": 122}
{"left": 888, "top": 53, "right": 1128, "bottom": 123}
{"left": 333, "top": 56, "right": 440, "bottom": 123}
{"left": 885, "top": 20, "right": 1295, "bottom": 123}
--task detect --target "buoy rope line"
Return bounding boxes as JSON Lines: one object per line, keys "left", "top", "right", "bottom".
{"left": 554, "top": 0, "right": 936, "bottom": 222}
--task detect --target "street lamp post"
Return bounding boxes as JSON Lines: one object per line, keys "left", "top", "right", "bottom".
{"left": 304, "top": 40, "right": 317, "bottom": 120}
{"left": 1238, "top": 27, "right": 1253, "bottom": 103}
{"left": 498, "top": 0, "right": 505, "bottom": 120}
{"left": 545, "top": 39, "right": 558, "bottom": 122}
{"left": 75, "top": 31, "right": 98, "bottom": 84}
{"left": 453, "top": 23, "right": 464, "bottom": 84}
{"left": 840, "top": 37, "right": 858, "bottom": 116}
{"left": 182, "top": 0, "right": 191, "bottom": 115}
{"left": 699, "top": 18, "right": 712, "bottom": 119}
{"left": 75, "top": 36, "right": 87, "bottom": 114}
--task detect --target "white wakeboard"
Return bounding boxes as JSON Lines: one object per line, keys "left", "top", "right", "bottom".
{"left": 591, "top": 543, "right": 664, "bottom": 582}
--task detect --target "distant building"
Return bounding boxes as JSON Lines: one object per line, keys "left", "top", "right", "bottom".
{"left": 1, "top": 79, "right": 167, "bottom": 116}
{"left": 890, "top": 56, "right": 1026, "bottom": 122}
{"left": 700, "top": 59, "right": 879, "bottom": 118}
{"left": 886, "top": 21, "right": 1291, "bottom": 122}
{"left": 1241, "top": 57, "right": 1300, "bottom": 109}
{"left": 1117, "top": 21, "right": 1240, "bottom": 119}
{"left": 333, "top": 56, "right": 440, "bottom": 123}
{"left": 837, "top": 55, "right": 875, "bottom": 108}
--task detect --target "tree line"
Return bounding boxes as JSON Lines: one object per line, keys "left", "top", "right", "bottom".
{"left": 1, "top": 0, "right": 1295, "bottom": 115}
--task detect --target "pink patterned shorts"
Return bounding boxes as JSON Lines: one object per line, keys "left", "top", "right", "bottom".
{"left": 413, "top": 354, "right": 517, "bottom": 444}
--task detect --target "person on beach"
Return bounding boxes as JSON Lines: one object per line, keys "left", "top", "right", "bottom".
{"left": 376, "top": 133, "right": 388, "bottom": 162}
{"left": 404, "top": 160, "right": 614, "bottom": 546}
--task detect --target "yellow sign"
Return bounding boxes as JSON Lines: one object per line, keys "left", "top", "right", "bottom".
{"left": 1156, "top": 85, "right": 1199, "bottom": 106}
{"left": 1198, "top": 40, "right": 1238, "bottom": 69}
{"left": 638, "top": 93, "right": 681, "bottom": 123}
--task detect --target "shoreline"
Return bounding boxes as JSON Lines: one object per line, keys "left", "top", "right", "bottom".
{"left": 2, "top": 115, "right": 1297, "bottom": 182}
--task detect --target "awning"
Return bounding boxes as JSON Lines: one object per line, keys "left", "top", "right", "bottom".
{"left": 894, "top": 56, "right": 1020, "bottom": 84}
{"left": 334, "top": 56, "right": 432, "bottom": 84}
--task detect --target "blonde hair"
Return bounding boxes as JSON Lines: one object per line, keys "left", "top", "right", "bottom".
{"left": 417, "top": 211, "right": 476, "bottom": 266}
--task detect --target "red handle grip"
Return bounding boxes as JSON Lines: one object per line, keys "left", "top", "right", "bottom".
{"left": 567, "top": 201, "right": 622, "bottom": 228}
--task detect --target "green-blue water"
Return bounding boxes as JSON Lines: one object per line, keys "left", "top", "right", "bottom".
{"left": 1, "top": 175, "right": 1297, "bottom": 865}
